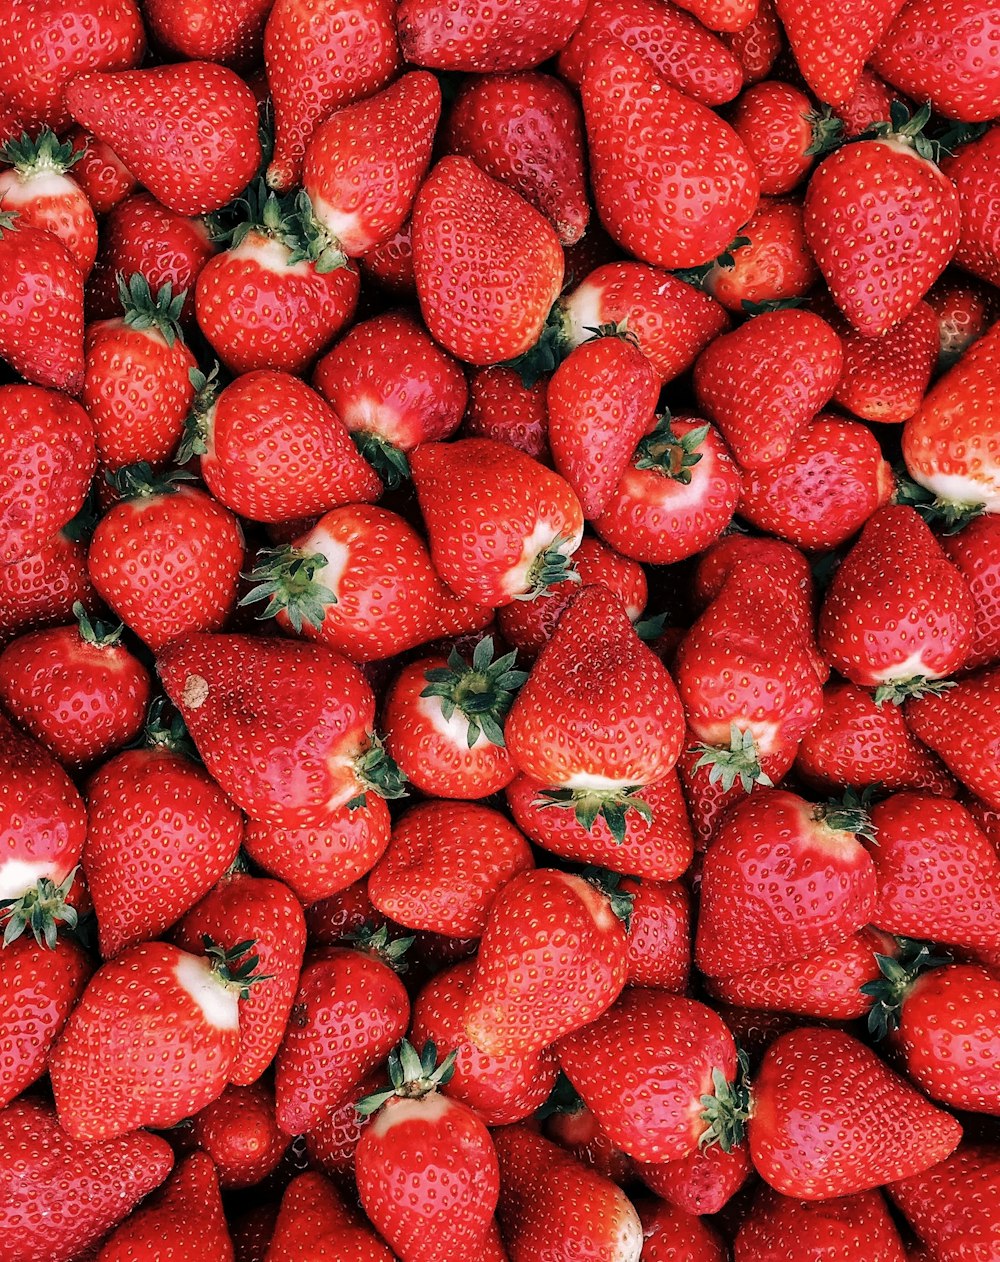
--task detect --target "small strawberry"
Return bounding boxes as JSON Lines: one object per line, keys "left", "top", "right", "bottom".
{"left": 142, "top": 0, "right": 274, "bottom": 68}
{"left": 396, "top": 0, "right": 589, "bottom": 70}
{"left": 0, "top": 128, "right": 97, "bottom": 274}
{"left": 734, "top": 1185, "right": 907, "bottom": 1260}
{"left": 722, "top": 0, "right": 783, "bottom": 81}
{"left": 678, "top": 730, "right": 796, "bottom": 852}
{"left": 834, "top": 67, "right": 906, "bottom": 137}
{"left": 67, "top": 125, "right": 137, "bottom": 215}
{"left": 887, "top": 1144, "right": 1000, "bottom": 1259}
{"left": 673, "top": 0, "right": 757, "bottom": 32}
{"left": 693, "top": 534, "right": 815, "bottom": 627}
{"left": 700, "top": 197, "right": 819, "bottom": 311}
{"left": 620, "top": 877, "right": 690, "bottom": 990}
{"left": 637, "top": 1196, "right": 727, "bottom": 1260}
{"left": 729, "top": 81, "right": 842, "bottom": 194}
{"left": 303, "top": 1072, "right": 383, "bottom": 1186}
{"left": 359, "top": 217, "right": 417, "bottom": 294}
{"left": 189, "top": 1081, "right": 290, "bottom": 1188}
{"left": 265, "top": 1171, "right": 394, "bottom": 1261}
{"left": 906, "top": 667, "right": 1000, "bottom": 808}
{"left": 829, "top": 299, "right": 939, "bottom": 423}
{"left": 461, "top": 365, "right": 550, "bottom": 459}
{"left": 926, "top": 273, "right": 999, "bottom": 370}
{"left": 0, "top": 529, "right": 95, "bottom": 646}
{"left": 941, "top": 514, "right": 1000, "bottom": 672}
{"left": 774, "top": 0, "right": 907, "bottom": 106}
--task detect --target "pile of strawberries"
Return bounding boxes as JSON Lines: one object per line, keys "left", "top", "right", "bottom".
{"left": 2, "top": 0, "right": 1000, "bottom": 1258}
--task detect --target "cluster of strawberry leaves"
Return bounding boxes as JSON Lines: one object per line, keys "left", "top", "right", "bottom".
{"left": 1, "top": 0, "right": 1000, "bottom": 1260}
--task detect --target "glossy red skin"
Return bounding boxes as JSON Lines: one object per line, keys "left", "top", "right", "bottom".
{"left": 190, "top": 1082, "right": 290, "bottom": 1189}
{"left": 794, "top": 680, "right": 956, "bottom": 796}
{"left": 817, "top": 505, "right": 976, "bottom": 688}
{"left": 0, "top": 531, "right": 95, "bottom": 646}
{"left": 830, "top": 300, "right": 939, "bottom": 423}
{"left": 595, "top": 416, "right": 742, "bottom": 565}
{"left": 0, "top": 385, "right": 96, "bottom": 565}
{"left": 412, "top": 156, "right": 565, "bottom": 365}
{"left": 621, "top": 878, "right": 690, "bottom": 991}
{"left": 0, "top": 1096, "right": 173, "bottom": 1262}
{"left": 581, "top": 40, "right": 759, "bottom": 270}
{"left": 0, "top": 223, "right": 85, "bottom": 395}
{"left": 142, "top": 0, "right": 274, "bottom": 68}
{"left": 673, "top": 0, "right": 757, "bottom": 32}
{"left": 396, "top": 0, "right": 588, "bottom": 70}
{"left": 926, "top": 274, "right": 999, "bottom": 367}
{"left": 0, "top": 0, "right": 145, "bottom": 133}
{"left": 693, "top": 309, "right": 843, "bottom": 471}
{"left": 304, "top": 1072, "right": 381, "bottom": 1185}
{"left": 834, "top": 67, "right": 904, "bottom": 137}
{"left": 638, "top": 1144, "right": 751, "bottom": 1216}
{"left": 867, "top": 793, "right": 1000, "bottom": 951}
{"left": 910, "top": 667, "right": 1000, "bottom": 806}
{"left": 775, "top": 0, "right": 905, "bottom": 106}
{"left": 266, "top": 1171, "right": 394, "bottom": 1262}
{"left": 0, "top": 164, "right": 97, "bottom": 277}
{"left": 243, "top": 796, "right": 392, "bottom": 905}
{"left": 359, "top": 218, "right": 416, "bottom": 294}
{"left": 411, "top": 959, "right": 558, "bottom": 1127}
{"left": 678, "top": 738, "right": 797, "bottom": 852}
{"left": 637, "top": 1196, "right": 727, "bottom": 1261}
{"left": 887, "top": 1143, "right": 1000, "bottom": 1259}
{"left": 157, "top": 635, "right": 383, "bottom": 826}
{"left": 506, "top": 772, "right": 694, "bottom": 881}
{"left": 738, "top": 414, "right": 894, "bottom": 550}
{"left": 88, "top": 486, "right": 244, "bottom": 652}
{"left": 693, "top": 535, "right": 814, "bottom": 624}
{"left": 464, "top": 869, "right": 629, "bottom": 1056}
{"left": 723, "top": 0, "right": 783, "bottom": 81}
{"left": 461, "top": 366, "right": 550, "bottom": 461}
{"left": 729, "top": 81, "right": 815, "bottom": 194}
{"left": 705, "top": 197, "right": 819, "bottom": 310}
{"left": 749, "top": 1027, "right": 962, "bottom": 1199}
{"left": 274, "top": 947, "right": 410, "bottom": 1135}
{"left": 942, "top": 515, "right": 1000, "bottom": 671}
{"left": 734, "top": 1185, "right": 907, "bottom": 1260}
{"left": 543, "top": 1104, "right": 633, "bottom": 1185}
{"left": 942, "top": 126, "right": 1000, "bottom": 287}
{"left": 0, "top": 933, "right": 92, "bottom": 1108}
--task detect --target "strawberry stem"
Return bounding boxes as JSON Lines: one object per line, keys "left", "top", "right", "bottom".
{"left": 342, "top": 923, "right": 416, "bottom": 972}
{"left": 356, "top": 1038, "right": 458, "bottom": 1117}
{"left": 239, "top": 546, "right": 337, "bottom": 633}
{"left": 518, "top": 536, "right": 581, "bottom": 600}
{"left": 634, "top": 413, "right": 708, "bottom": 484}
{"left": 698, "top": 1050, "right": 752, "bottom": 1152}
{"left": 420, "top": 635, "right": 527, "bottom": 748}
{"left": 202, "top": 935, "right": 272, "bottom": 997}
{"left": 350, "top": 430, "right": 411, "bottom": 488}
{"left": 349, "top": 733, "right": 408, "bottom": 808}
{"left": 861, "top": 939, "right": 953, "bottom": 1040}
{"left": 582, "top": 866, "right": 635, "bottom": 929}
{"left": 1, "top": 869, "right": 79, "bottom": 949}
{"left": 534, "top": 786, "right": 652, "bottom": 845}
{"left": 116, "top": 273, "right": 187, "bottom": 348}
{"left": 872, "top": 676, "right": 957, "bottom": 707}
{"left": 688, "top": 724, "right": 773, "bottom": 794}
{"left": 175, "top": 363, "right": 221, "bottom": 464}
{"left": 73, "top": 600, "right": 124, "bottom": 649}
{"left": 0, "top": 127, "right": 83, "bottom": 175}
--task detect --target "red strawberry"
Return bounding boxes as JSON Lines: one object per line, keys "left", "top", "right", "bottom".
{"left": 887, "top": 1144, "right": 1000, "bottom": 1259}
{"left": 693, "top": 308, "right": 843, "bottom": 470}
{"left": 303, "top": 1071, "right": 382, "bottom": 1186}
{"left": 817, "top": 505, "right": 976, "bottom": 700}
{"left": 722, "top": 0, "right": 784, "bottom": 81}
{"left": 637, "top": 1196, "right": 727, "bottom": 1261}
{"left": 274, "top": 943, "right": 410, "bottom": 1134}
{"left": 738, "top": 414, "right": 894, "bottom": 550}
{"left": 49, "top": 937, "right": 266, "bottom": 1140}
{"left": 773, "top": 0, "right": 906, "bottom": 106}
{"left": 693, "top": 534, "right": 815, "bottom": 625}
{"left": 729, "top": 81, "right": 840, "bottom": 194}
{"left": 673, "top": 0, "right": 757, "bottom": 32}
{"left": 0, "top": 128, "right": 98, "bottom": 274}
{"left": 359, "top": 217, "right": 416, "bottom": 294}
{"left": 701, "top": 197, "right": 819, "bottom": 311}
{"left": 558, "top": 0, "right": 744, "bottom": 107}
{"left": 678, "top": 732, "right": 796, "bottom": 853}
{"left": 803, "top": 106, "right": 961, "bottom": 336}
{"left": 581, "top": 39, "right": 759, "bottom": 269}
{"left": 312, "top": 310, "right": 468, "bottom": 486}
{"left": 444, "top": 71, "right": 590, "bottom": 245}
{"left": 906, "top": 667, "right": 1000, "bottom": 808}
{"left": 941, "top": 515, "right": 1000, "bottom": 672}
{"left": 65, "top": 62, "right": 261, "bottom": 215}
{"left": 829, "top": 299, "right": 939, "bottom": 423}
{"left": 941, "top": 126, "right": 1000, "bottom": 288}
{"left": 926, "top": 273, "right": 999, "bottom": 370}
{"left": 0, "top": 384, "right": 96, "bottom": 564}
{"left": 87, "top": 465, "right": 245, "bottom": 652}
{"left": 264, "top": 0, "right": 401, "bottom": 193}
{"left": 0, "top": 0, "right": 145, "bottom": 134}
{"left": 621, "top": 877, "right": 690, "bottom": 990}
{"left": 463, "top": 868, "right": 630, "bottom": 1055}
{"left": 142, "top": 0, "right": 274, "bottom": 68}
{"left": 412, "top": 155, "right": 565, "bottom": 365}
{"left": 84, "top": 274, "right": 197, "bottom": 472}
{"left": 396, "top": 0, "right": 588, "bottom": 70}
{"left": 0, "top": 603, "right": 149, "bottom": 768}
{"left": 67, "top": 125, "right": 137, "bottom": 215}
{"left": 189, "top": 1081, "right": 290, "bottom": 1188}
{"left": 734, "top": 1185, "right": 907, "bottom": 1260}
{"left": 265, "top": 1171, "right": 394, "bottom": 1261}
{"left": 638, "top": 1144, "right": 750, "bottom": 1219}
{"left": 0, "top": 931, "right": 92, "bottom": 1108}
{"left": 0, "top": 213, "right": 86, "bottom": 394}
{"left": 411, "top": 437, "right": 584, "bottom": 607}
{"left": 834, "top": 67, "right": 906, "bottom": 137}
{"left": 461, "top": 365, "right": 549, "bottom": 460}
{"left": 157, "top": 634, "right": 407, "bottom": 826}
{"left": 748, "top": 1027, "right": 962, "bottom": 1198}
{"left": 96, "top": 1151, "right": 233, "bottom": 1262}
{"left": 541, "top": 1095, "right": 632, "bottom": 1185}
{"left": 0, "top": 1095, "right": 172, "bottom": 1262}
{"left": 0, "top": 529, "right": 95, "bottom": 647}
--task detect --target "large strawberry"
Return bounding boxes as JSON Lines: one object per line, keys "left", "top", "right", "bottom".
{"left": 581, "top": 39, "right": 758, "bottom": 269}
{"left": 773, "top": 0, "right": 906, "bottom": 106}
{"left": 887, "top": 1144, "right": 1000, "bottom": 1260}
{"left": 734, "top": 1185, "right": 907, "bottom": 1261}
{"left": 412, "top": 155, "right": 565, "bottom": 365}
{"left": 396, "top": 0, "right": 588, "bottom": 70}
{"left": 65, "top": 61, "right": 261, "bottom": 215}
{"left": 906, "top": 668, "right": 1000, "bottom": 809}
{"left": 941, "top": 514, "right": 1000, "bottom": 671}
{"left": 0, "top": 128, "right": 98, "bottom": 274}
{"left": 941, "top": 126, "right": 1000, "bottom": 288}
{"left": 142, "top": 0, "right": 274, "bottom": 67}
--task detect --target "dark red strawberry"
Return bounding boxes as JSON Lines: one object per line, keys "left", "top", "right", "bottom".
{"left": 830, "top": 299, "right": 939, "bottom": 424}
{"left": 621, "top": 877, "right": 690, "bottom": 990}
{"left": 67, "top": 125, "right": 137, "bottom": 215}
{"left": 722, "top": 0, "right": 783, "bottom": 81}
{"left": 734, "top": 1185, "right": 907, "bottom": 1260}
{"left": 729, "top": 80, "right": 840, "bottom": 194}
{"left": 638, "top": 1142, "right": 750, "bottom": 1217}
{"left": 461, "top": 365, "right": 550, "bottom": 460}
{"left": 396, "top": 0, "right": 588, "bottom": 70}
{"left": 941, "top": 125, "right": 1000, "bottom": 288}
{"left": 887, "top": 1144, "right": 1000, "bottom": 1259}
{"left": 265, "top": 1170, "right": 394, "bottom": 1261}
{"left": 142, "top": 0, "right": 274, "bottom": 68}
{"left": 0, "top": 529, "right": 96, "bottom": 647}
{"left": 637, "top": 1196, "right": 727, "bottom": 1260}
{"left": 926, "top": 273, "right": 999, "bottom": 370}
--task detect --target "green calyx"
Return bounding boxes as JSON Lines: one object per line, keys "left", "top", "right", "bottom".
{"left": 536, "top": 1072, "right": 585, "bottom": 1120}
{"left": 202, "top": 935, "right": 272, "bottom": 998}
{"left": 862, "top": 939, "right": 953, "bottom": 1040}
{"left": 518, "top": 536, "right": 581, "bottom": 601}
{"left": 343, "top": 922, "right": 415, "bottom": 973}
{"left": 356, "top": 1039, "right": 458, "bottom": 1117}
{"left": 351, "top": 429, "right": 411, "bottom": 489}
{"left": 348, "top": 733, "right": 408, "bottom": 809}
{"left": 689, "top": 724, "right": 773, "bottom": 795}
{"left": 212, "top": 178, "right": 348, "bottom": 273}
{"left": 0, "top": 208, "right": 19, "bottom": 236}
{"left": 893, "top": 473, "right": 985, "bottom": 534}
{"left": 139, "top": 696, "right": 198, "bottom": 760}
{"left": 534, "top": 785, "right": 652, "bottom": 847}
{"left": 73, "top": 600, "right": 123, "bottom": 649}
{"left": 0, "top": 127, "right": 82, "bottom": 176}
{"left": 503, "top": 301, "right": 571, "bottom": 388}
{"left": 175, "top": 363, "right": 221, "bottom": 465}
{"left": 106, "top": 461, "right": 197, "bottom": 501}
{"left": 581, "top": 866, "right": 635, "bottom": 930}
{"left": 115, "top": 272, "right": 186, "bottom": 348}
{"left": 634, "top": 413, "right": 708, "bottom": 485}
{"left": 804, "top": 107, "right": 845, "bottom": 157}
{"left": 815, "top": 787, "right": 877, "bottom": 843}
{"left": 673, "top": 234, "right": 751, "bottom": 289}
{"left": 1, "top": 869, "right": 78, "bottom": 949}
{"left": 873, "top": 676, "right": 957, "bottom": 708}
{"left": 239, "top": 546, "right": 337, "bottom": 633}
{"left": 633, "top": 610, "right": 669, "bottom": 643}
{"left": 420, "top": 635, "right": 527, "bottom": 749}
{"left": 698, "top": 1050, "right": 752, "bottom": 1153}
{"left": 581, "top": 319, "right": 640, "bottom": 348}
{"left": 869, "top": 101, "right": 941, "bottom": 162}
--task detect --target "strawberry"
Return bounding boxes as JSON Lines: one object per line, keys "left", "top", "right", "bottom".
{"left": 0, "top": 384, "right": 96, "bottom": 564}
{"left": 729, "top": 81, "right": 841, "bottom": 194}
{"left": 902, "top": 318, "right": 1000, "bottom": 515}
{"left": 410, "top": 437, "right": 584, "bottom": 607}
{"left": 941, "top": 515, "right": 1000, "bottom": 672}
{"left": 906, "top": 667, "right": 1000, "bottom": 808}
{"left": 722, "top": 0, "right": 783, "bottom": 81}
{"left": 0, "top": 603, "right": 150, "bottom": 768}
{"left": 557, "top": 0, "right": 744, "bottom": 107}
{"left": 359, "top": 217, "right": 417, "bottom": 294}
{"left": 84, "top": 273, "right": 198, "bottom": 472}
{"left": 637, "top": 1196, "right": 727, "bottom": 1261}
{"left": 773, "top": 0, "right": 907, "bottom": 106}
{"left": 65, "top": 62, "right": 261, "bottom": 216}
{"left": 834, "top": 67, "right": 906, "bottom": 137}
{"left": 693, "top": 308, "right": 843, "bottom": 470}
{"left": 0, "top": 128, "right": 98, "bottom": 274}
{"left": 493, "top": 1125, "right": 643, "bottom": 1262}
{"left": 444, "top": 71, "right": 590, "bottom": 245}
{"left": 594, "top": 413, "right": 742, "bottom": 565}
{"left": 263, "top": 0, "right": 401, "bottom": 193}
{"left": 461, "top": 365, "right": 549, "bottom": 460}
{"left": 396, "top": 0, "right": 588, "bottom": 70}
{"left": 174, "top": 873, "right": 306, "bottom": 1087}
{"left": 0, "top": 213, "right": 86, "bottom": 394}
{"left": 829, "top": 299, "right": 939, "bottom": 423}
{"left": 737, "top": 414, "right": 894, "bottom": 550}
{"left": 304, "top": 1071, "right": 383, "bottom": 1186}
{"left": 96, "top": 1151, "right": 233, "bottom": 1262}
{"left": 367, "top": 800, "right": 534, "bottom": 937}
{"left": 699, "top": 197, "right": 819, "bottom": 311}
{"left": 887, "top": 1144, "right": 1000, "bottom": 1259}
{"left": 194, "top": 183, "right": 361, "bottom": 378}
{"left": 0, "top": 1095, "right": 173, "bottom": 1262}
{"left": 463, "top": 868, "right": 630, "bottom": 1055}
{"left": 312, "top": 310, "right": 468, "bottom": 486}
{"left": 0, "top": 930, "right": 92, "bottom": 1108}
{"left": 941, "top": 126, "right": 1000, "bottom": 288}
{"left": 410, "top": 959, "right": 558, "bottom": 1126}
{"left": 87, "top": 464, "right": 245, "bottom": 652}
{"left": 866, "top": 793, "right": 1000, "bottom": 952}
{"left": 678, "top": 731, "right": 796, "bottom": 853}
{"left": 620, "top": 878, "right": 690, "bottom": 990}
{"left": 157, "top": 633, "right": 407, "bottom": 826}
{"left": 803, "top": 105, "right": 961, "bottom": 336}
{"left": 142, "top": 0, "right": 274, "bottom": 68}
{"left": 926, "top": 273, "right": 999, "bottom": 370}
{"left": 546, "top": 328, "right": 660, "bottom": 520}
{"left": 693, "top": 533, "right": 813, "bottom": 616}
{"left": 673, "top": 0, "right": 757, "bottom": 32}
{"left": 0, "top": 529, "right": 95, "bottom": 646}
{"left": 49, "top": 937, "right": 266, "bottom": 1140}
{"left": 638, "top": 1144, "right": 751, "bottom": 1218}
{"left": 0, "top": 0, "right": 145, "bottom": 134}
{"left": 580, "top": 40, "right": 759, "bottom": 270}
{"left": 265, "top": 1171, "right": 394, "bottom": 1261}
{"left": 734, "top": 1185, "right": 907, "bottom": 1260}
{"left": 817, "top": 505, "right": 976, "bottom": 701}
{"left": 274, "top": 943, "right": 410, "bottom": 1134}
{"left": 67, "top": 125, "right": 137, "bottom": 215}
{"left": 189, "top": 1081, "right": 290, "bottom": 1188}
{"left": 696, "top": 789, "right": 878, "bottom": 976}
{"left": 412, "top": 155, "right": 565, "bottom": 365}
